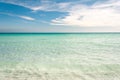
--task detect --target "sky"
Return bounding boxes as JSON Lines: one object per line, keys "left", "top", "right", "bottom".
{"left": 0, "top": 0, "right": 120, "bottom": 32}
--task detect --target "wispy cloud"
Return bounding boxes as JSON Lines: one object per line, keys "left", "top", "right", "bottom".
{"left": 0, "top": 12, "right": 35, "bottom": 21}
{"left": 0, "top": 0, "right": 87, "bottom": 12}
{"left": 19, "top": 16, "right": 35, "bottom": 21}
{"left": 31, "top": 2, "right": 73, "bottom": 12}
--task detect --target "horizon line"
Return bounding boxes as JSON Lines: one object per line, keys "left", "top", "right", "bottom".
{"left": 0, "top": 32, "right": 120, "bottom": 34}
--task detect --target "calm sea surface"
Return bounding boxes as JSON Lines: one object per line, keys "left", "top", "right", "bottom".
{"left": 0, "top": 33, "right": 120, "bottom": 80}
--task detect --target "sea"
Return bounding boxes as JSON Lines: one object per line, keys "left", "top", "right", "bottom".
{"left": 0, "top": 33, "right": 120, "bottom": 80}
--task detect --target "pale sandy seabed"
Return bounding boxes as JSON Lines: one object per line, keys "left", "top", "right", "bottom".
{"left": 0, "top": 64, "right": 120, "bottom": 80}
{"left": 0, "top": 33, "right": 120, "bottom": 80}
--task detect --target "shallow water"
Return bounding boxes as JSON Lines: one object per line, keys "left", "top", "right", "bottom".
{"left": 0, "top": 33, "right": 120, "bottom": 80}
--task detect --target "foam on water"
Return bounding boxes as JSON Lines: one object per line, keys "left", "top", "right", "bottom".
{"left": 0, "top": 33, "right": 120, "bottom": 80}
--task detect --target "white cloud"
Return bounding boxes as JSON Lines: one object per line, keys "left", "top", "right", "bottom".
{"left": 51, "top": 0, "right": 120, "bottom": 27}
{"left": 19, "top": 16, "right": 35, "bottom": 21}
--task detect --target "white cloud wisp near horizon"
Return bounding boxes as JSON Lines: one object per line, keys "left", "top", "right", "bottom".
{"left": 0, "top": 12, "right": 35, "bottom": 21}
{"left": 19, "top": 16, "right": 35, "bottom": 21}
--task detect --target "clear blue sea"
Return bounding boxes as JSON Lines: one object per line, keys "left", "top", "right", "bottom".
{"left": 0, "top": 33, "right": 120, "bottom": 80}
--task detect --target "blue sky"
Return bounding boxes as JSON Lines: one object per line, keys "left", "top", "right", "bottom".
{"left": 0, "top": 0, "right": 120, "bottom": 32}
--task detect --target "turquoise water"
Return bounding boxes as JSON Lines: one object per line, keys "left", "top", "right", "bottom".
{"left": 0, "top": 33, "right": 120, "bottom": 80}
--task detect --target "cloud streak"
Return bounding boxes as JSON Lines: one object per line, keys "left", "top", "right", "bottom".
{"left": 19, "top": 16, "right": 35, "bottom": 21}
{"left": 0, "top": 12, "right": 35, "bottom": 21}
